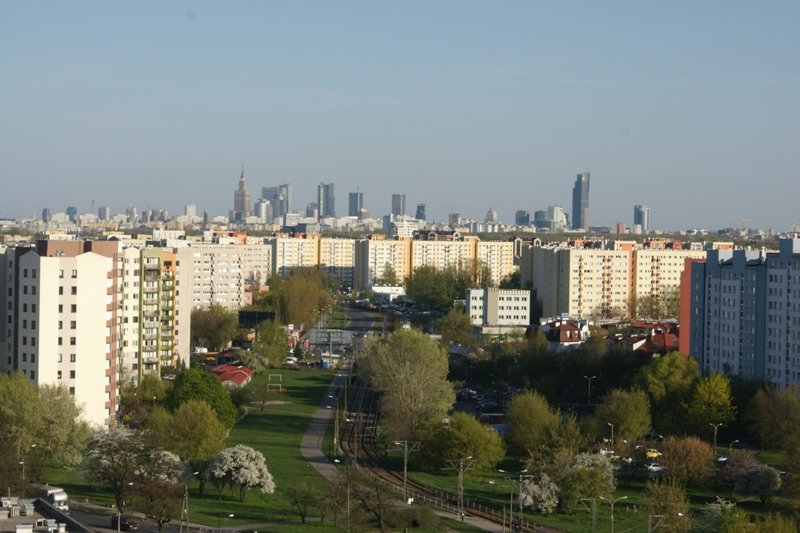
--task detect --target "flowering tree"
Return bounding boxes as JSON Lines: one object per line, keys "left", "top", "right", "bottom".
{"left": 519, "top": 473, "right": 559, "bottom": 514}
{"left": 207, "top": 444, "right": 275, "bottom": 501}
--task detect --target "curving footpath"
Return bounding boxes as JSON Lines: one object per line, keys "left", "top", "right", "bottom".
{"left": 299, "top": 365, "right": 505, "bottom": 532}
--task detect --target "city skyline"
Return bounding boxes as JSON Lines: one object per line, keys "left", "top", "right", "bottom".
{"left": 2, "top": 2, "right": 799, "bottom": 230}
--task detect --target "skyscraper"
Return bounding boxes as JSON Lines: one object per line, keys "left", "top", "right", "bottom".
{"left": 571, "top": 172, "right": 590, "bottom": 230}
{"left": 261, "top": 183, "right": 291, "bottom": 219}
{"left": 391, "top": 193, "right": 406, "bottom": 216}
{"left": 98, "top": 206, "right": 111, "bottom": 220}
{"left": 317, "top": 182, "right": 335, "bottom": 218}
{"left": 634, "top": 205, "right": 650, "bottom": 233}
{"left": 348, "top": 191, "right": 363, "bottom": 217}
{"left": 233, "top": 166, "right": 252, "bottom": 221}
{"left": 515, "top": 210, "right": 530, "bottom": 226}
{"left": 415, "top": 203, "right": 426, "bottom": 221}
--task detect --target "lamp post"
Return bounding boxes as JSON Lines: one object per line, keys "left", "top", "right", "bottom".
{"left": 608, "top": 422, "right": 615, "bottom": 449}
{"left": 729, "top": 439, "right": 740, "bottom": 455}
{"left": 19, "top": 460, "right": 24, "bottom": 482}
{"left": 218, "top": 513, "right": 234, "bottom": 532}
{"left": 709, "top": 423, "right": 723, "bottom": 458}
{"left": 600, "top": 496, "right": 628, "bottom": 533}
{"left": 447, "top": 456, "right": 473, "bottom": 522}
{"left": 584, "top": 375, "right": 597, "bottom": 405}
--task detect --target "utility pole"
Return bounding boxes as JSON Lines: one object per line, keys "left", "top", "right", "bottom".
{"left": 392, "top": 440, "right": 419, "bottom": 498}
{"left": 446, "top": 456, "right": 474, "bottom": 522}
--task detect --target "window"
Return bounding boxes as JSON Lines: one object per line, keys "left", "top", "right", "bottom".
{"left": 71, "top": 286, "right": 77, "bottom": 295}
{"left": 59, "top": 287, "right": 64, "bottom": 295}
{"left": 69, "top": 370, "right": 75, "bottom": 379}
{"left": 70, "top": 354, "right": 76, "bottom": 362}
{"left": 30, "top": 353, "right": 35, "bottom": 363}
{"left": 58, "top": 304, "right": 63, "bottom": 313}
{"left": 71, "top": 270, "right": 77, "bottom": 278}
{"left": 32, "top": 286, "right": 36, "bottom": 296}
{"left": 31, "top": 304, "right": 36, "bottom": 313}
{"left": 58, "top": 337, "right": 63, "bottom": 346}
{"left": 70, "top": 304, "right": 77, "bottom": 313}
{"left": 69, "top": 387, "right": 75, "bottom": 395}
{"left": 59, "top": 270, "right": 64, "bottom": 278}
{"left": 23, "top": 303, "right": 27, "bottom": 312}
{"left": 57, "top": 370, "right": 62, "bottom": 380}
{"left": 58, "top": 354, "right": 63, "bottom": 362}
{"left": 30, "top": 370, "right": 35, "bottom": 380}
{"left": 70, "top": 337, "right": 76, "bottom": 346}
{"left": 23, "top": 286, "right": 27, "bottom": 295}
{"left": 70, "top": 320, "right": 76, "bottom": 329}
{"left": 58, "top": 321, "right": 63, "bottom": 330}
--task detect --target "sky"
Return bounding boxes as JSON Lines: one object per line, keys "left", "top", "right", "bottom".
{"left": 1, "top": 1, "right": 799, "bottom": 231}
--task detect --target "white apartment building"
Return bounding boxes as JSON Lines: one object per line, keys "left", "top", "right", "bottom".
{"left": 410, "top": 239, "right": 475, "bottom": 273}
{"left": 270, "top": 235, "right": 320, "bottom": 277}
{"left": 467, "top": 288, "right": 530, "bottom": 328}
{"left": 188, "top": 246, "right": 246, "bottom": 310}
{"left": 476, "top": 241, "right": 515, "bottom": 286}
{"left": 1, "top": 241, "right": 120, "bottom": 428}
{"left": 319, "top": 238, "right": 357, "bottom": 289}
{"left": 524, "top": 240, "right": 706, "bottom": 319}
{"left": 354, "top": 237, "right": 412, "bottom": 290}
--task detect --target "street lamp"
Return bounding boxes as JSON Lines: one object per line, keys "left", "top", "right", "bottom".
{"left": 584, "top": 375, "right": 597, "bottom": 405}
{"left": 709, "top": 423, "right": 723, "bottom": 458}
{"left": 600, "top": 496, "right": 628, "bottom": 533}
{"left": 729, "top": 439, "right": 740, "bottom": 455}
{"left": 607, "top": 422, "right": 615, "bottom": 449}
{"left": 218, "top": 513, "right": 234, "bottom": 532}
{"left": 19, "top": 460, "right": 24, "bottom": 482}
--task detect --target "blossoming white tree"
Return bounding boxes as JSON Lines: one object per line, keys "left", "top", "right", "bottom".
{"left": 207, "top": 444, "right": 276, "bottom": 501}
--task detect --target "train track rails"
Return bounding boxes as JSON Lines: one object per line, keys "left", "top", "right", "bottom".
{"left": 339, "top": 381, "right": 555, "bottom": 533}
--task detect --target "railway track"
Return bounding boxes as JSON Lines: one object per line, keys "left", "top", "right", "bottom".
{"left": 339, "top": 381, "right": 555, "bottom": 533}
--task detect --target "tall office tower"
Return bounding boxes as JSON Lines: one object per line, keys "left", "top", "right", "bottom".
{"left": 184, "top": 204, "right": 197, "bottom": 218}
{"left": 391, "top": 193, "right": 406, "bottom": 216}
{"left": 634, "top": 205, "right": 650, "bottom": 233}
{"left": 98, "top": 206, "right": 111, "bottom": 220}
{"left": 485, "top": 208, "right": 498, "bottom": 223}
{"left": 306, "top": 203, "right": 319, "bottom": 218}
{"left": 348, "top": 191, "right": 364, "bottom": 217}
{"left": 571, "top": 172, "right": 590, "bottom": 230}
{"left": 448, "top": 213, "right": 461, "bottom": 227}
{"left": 515, "top": 210, "right": 531, "bottom": 226}
{"left": 233, "top": 167, "right": 252, "bottom": 222}
{"left": 317, "top": 182, "right": 335, "bottom": 218}
{"left": 415, "top": 203, "right": 426, "bottom": 221}
{"left": 41, "top": 209, "right": 52, "bottom": 223}
{"left": 66, "top": 206, "right": 78, "bottom": 223}
{"left": 261, "top": 184, "right": 292, "bottom": 218}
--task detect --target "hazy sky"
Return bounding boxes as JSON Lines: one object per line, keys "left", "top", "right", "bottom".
{"left": 2, "top": 1, "right": 799, "bottom": 230}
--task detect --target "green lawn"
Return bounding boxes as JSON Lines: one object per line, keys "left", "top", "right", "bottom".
{"left": 47, "top": 368, "right": 338, "bottom": 530}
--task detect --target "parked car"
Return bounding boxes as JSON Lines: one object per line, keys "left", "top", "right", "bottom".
{"left": 646, "top": 463, "right": 665, "bottom": 473}
{"left": 112, "top": 515, "right": 138, "bottom": 531}
{"left": 645, "top": 448, "right": 662, "bottom": 459}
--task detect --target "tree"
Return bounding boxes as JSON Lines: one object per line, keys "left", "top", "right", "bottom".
{"left": 556, "top": 453, "right": 615, "bottom": 513}
{"left": 507, "top": 391, "right": 560, "bottom": 456}
{"left": 519, "top": 473, "right": 559, "bottom": 515}
{"left": 165, "top": 400, "right": 226, "bottom": 475}
{"left": 417, "top": 412, "right": 504, "bottom": 471}
{"left": 130, "top": 480, "right": 182, "bottom": 533}
{"left": 686, "top": 374, "right": 736, "bottom": 435}
{"left": 377, "top": 263, "right": 398, "bottom": 286}
{"left": 594, "top": 388, "right": 651, "bottom": 444}
{"left": 285, "top": 485, "right": 320, "bottom": 524}
{"left": 83, "top": 426, "right": 150, "bottom": 509}
{"left": 643, "top": 479, "right": 691, "bottom": 533}
{"left": 262, "top": 269, "right": 334, "bottom": 327}
{"left": 661, "top": 436, "right": 714, "bottom": 486}
{"left": 31, "top": 384, "right": 90, "bottom": 480}
{"left": 0, "top": 372, "right": 41, "bottom": 466}
{"left": 735, "top": 465, "right": 781, "bottom": 505}
{"left": 436, "top": 308, "right": 473, "bottom": 348}
{"left": 207, "top": 444, "right": 275, "bottom": 502}
{"left": 191, "top": 304, "right": 239, "bottom": 350}
{"left": 165, "top": 368, "right": 238, "bottom": 427}
{"left": 250, "top": 321, "right": 289, "bottom": 369}
{"left": 718, "top": 449, "right": 760, "bottom": 498}
{"left": 359, "top": 329, "right": 454, "bottom": 441}
{"left": 635, "top": 351, "right": 699, "bottom": 433}
{"left": 744, "top": 387, "right": 800, "bottom": 451}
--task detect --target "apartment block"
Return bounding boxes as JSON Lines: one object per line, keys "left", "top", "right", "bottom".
{"left": 467, "top": 288, "right": 530, "bottom": 328}
{"left": 270, "top": 234, "right": 320, "bottom": 277}
{"left": 354, "top": 236, "right": 412, "bottom": 289}
{"left": 688, "top": 239, "right": 800, "bottom": 388}
{"left": 1, "top": 240, "right": 121, "bottom": 428}
{"left": 319, "top": 238, "right": 356, "bottom": 289}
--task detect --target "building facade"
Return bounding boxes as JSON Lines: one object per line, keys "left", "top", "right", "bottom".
{"left": 467, "top": 288, "right": 531, "bottom": 328}
{"left": 391, "top": 193, "right": 406, "bottom": 216}
{"left": 317, "top": 182, "right": 335, "bottom": 218}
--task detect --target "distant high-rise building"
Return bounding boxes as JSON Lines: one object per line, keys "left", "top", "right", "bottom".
{"left": 306, "top": 203, "right": 319, "bottom": 219}
{"left": 41, "top": 208, "right": 51, "bottom": 223}
{"left": 571, "top": 172, "right": 590, "bottom": 230}
{"left": 261, "top": 184, "right": 292, "bottom": 219}
{"left": 233, "top": 166, "right": 252, "bottom": 222}
{"left": 317, "top": 182, "right": 335, "bottom": 218}
{"left": 485, "top": 208, "right": 498, "bottom": 223}
{"left": 448, "top": 213, "right": 461, "bottom": 227}
{"left": 348, "top": 191, "right": 363, "bottom": 217}
{"left": 515, "top": 210, "right": 530, "bottom": 226}
{"left": 634, "top": 205, "right": 650, "bottom": 233}
{"left": 66, "top": 206, "right": 78, "bottom": 223}
{"left": 415, "top": 203, "right": 426, "bottom": 221}
{"left": 184, "top": 204, "right": 197, "bottom": 218}
{"left": 255, "top": 199, "right": 272, "bottom": 223}
{"left": 391, "top": 193, "right": 406, "bottom": 216}
{"left": 97, "top": 205, "right": 111, "bottom": 220}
